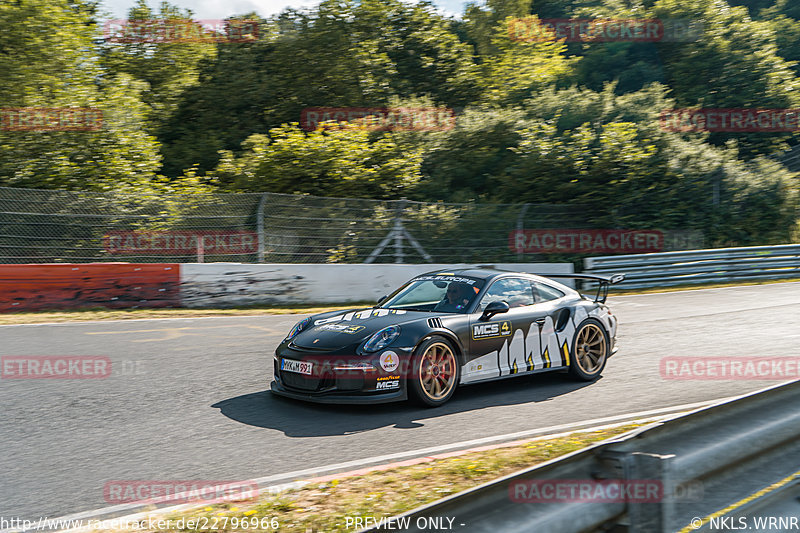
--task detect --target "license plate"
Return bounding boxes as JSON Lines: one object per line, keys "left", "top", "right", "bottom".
{"left": 281, "top": 358, "right": 313, "bottom": 375}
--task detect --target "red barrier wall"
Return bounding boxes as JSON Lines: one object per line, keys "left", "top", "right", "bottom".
{"left": 0, "top": 264, "right": 180, "bottom": 312}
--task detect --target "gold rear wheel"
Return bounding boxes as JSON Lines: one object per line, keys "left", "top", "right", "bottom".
{"left": 569, "top": 320, "right": 608, "bottom": 381}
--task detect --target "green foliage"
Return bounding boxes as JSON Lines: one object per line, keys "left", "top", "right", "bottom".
{"left": 0, "top": 0, "right": 798, "bottom": 250}
{"left": 478, "top": 16, "right": 575, "bottom": 105}
{"left": 99, "top": 0, "right": 219, "bottom": 134}
{"left": 159, "top": 0, "right": 480, "bottom": 176}
{"left": 213, "top": 123, "right": 423, "bottom": 199}
{"left": 0, "top": 0, "right": 162, "bottom": 190}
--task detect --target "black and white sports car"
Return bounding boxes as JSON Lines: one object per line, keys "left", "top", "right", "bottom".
{"left": 270, "top": 268, "right": 623, "bottom": 407}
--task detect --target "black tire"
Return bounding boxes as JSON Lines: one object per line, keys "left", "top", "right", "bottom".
{"left": 408, "top": 336, "right": 460, "bottom": 407}
{"left": 568, "top": 318, "right": 609, "bottom": 381}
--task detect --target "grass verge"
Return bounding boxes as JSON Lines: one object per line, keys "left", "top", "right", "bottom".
{"left": 98, "top": 422, "right": 643, "bottom": 533}
{"left": 0, "top": 303, "right": 374, "bottom": 325}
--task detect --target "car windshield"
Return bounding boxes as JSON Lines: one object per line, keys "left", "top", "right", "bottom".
{"left": 380, "top": 275, "right": 485, "bottom": 313}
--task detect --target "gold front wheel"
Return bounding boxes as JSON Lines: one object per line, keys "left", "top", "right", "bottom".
{"left": 410, "top": 338, "right": 460, "bottom": 407}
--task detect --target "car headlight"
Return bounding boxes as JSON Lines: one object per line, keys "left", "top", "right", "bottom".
{"left": 364, "top": 325, "right": 400, "bottom": 352}
{"left": 285, "top": 317, "right": 312, "bottom": 341}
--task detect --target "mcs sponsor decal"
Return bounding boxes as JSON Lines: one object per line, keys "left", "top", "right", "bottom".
{"left": 376, "top": 375, "right": 400, "bottom": 389}
{"left": 472, "top": 321, "right": 512, "bottom": 340}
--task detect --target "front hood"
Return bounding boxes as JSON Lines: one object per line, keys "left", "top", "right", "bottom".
{"left": 290, "top": 308, "right": 430, "bottom": 351}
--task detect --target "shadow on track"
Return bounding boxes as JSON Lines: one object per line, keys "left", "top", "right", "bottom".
{"left": 212, "top": 374, "right": 598, "bottom": 437}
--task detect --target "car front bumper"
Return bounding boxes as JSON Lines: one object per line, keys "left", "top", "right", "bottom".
{"left": 269, "top": 379, "right": 407, "bottom": 404}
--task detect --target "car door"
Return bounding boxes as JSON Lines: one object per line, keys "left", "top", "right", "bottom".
{"left": 462, "top": 277, "right": 541, "bottom": 383}
{"left": 531, "top": 280, "right": 577, "bottom": 366}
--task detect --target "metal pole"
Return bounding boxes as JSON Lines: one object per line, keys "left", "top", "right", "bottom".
{"left": 256, "top": 193, "right": 268, "bottom": 263}
{"left": 394, "top": 199, "right": 406, "bottom": 264}
{"left": 516, "top": 203, "right": 529, "bottom": 261}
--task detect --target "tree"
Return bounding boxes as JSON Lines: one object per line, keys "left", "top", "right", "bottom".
{"left": 478, "top": 16, "right": 575, "bottom": 105}
{"left": 0, "top": 0, "right": 162, "bottom": 190}
{"left": 651, "top": 0, "right": 800, "bottom": 157}
{"left": 212, "top": 123, "right": 423, "bottom": 199}
{"left": 99, "top": 0, "right": 219, "bottom": 134}
{"left": 159, "top": 0, "right": 480, "bottom": 176}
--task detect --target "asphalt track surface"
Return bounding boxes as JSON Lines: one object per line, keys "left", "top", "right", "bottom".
{"left": 3, "top": 282, "right": 800, "bottom": 522}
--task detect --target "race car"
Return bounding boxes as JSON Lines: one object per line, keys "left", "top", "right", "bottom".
{"left": 270, "top": 268, "right": 623, "bottom": 407}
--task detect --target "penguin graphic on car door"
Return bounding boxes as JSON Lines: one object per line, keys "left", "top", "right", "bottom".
{"left": 462, "top": 277, "right": 571, "bottom": 384}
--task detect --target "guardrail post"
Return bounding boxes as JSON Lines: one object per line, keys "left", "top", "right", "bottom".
{"left": 598, "top": 451, "right": 676, "bottom": 533}
{"left": 628, "top": 452, "right": 676, "bottom": 533}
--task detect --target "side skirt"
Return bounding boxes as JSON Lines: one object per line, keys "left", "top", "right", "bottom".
{"left": 458, "top": 365, "right": 568, "bottom": 386}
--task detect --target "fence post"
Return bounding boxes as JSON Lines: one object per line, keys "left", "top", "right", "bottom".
{"left": 516, "top": 203, "right": 529, "bottom": 261}
{"left": 394, "top": 198, "right": 406, "bottom": 264}
{"left": 256, "top": 193, "right": 268, "bottom": 263}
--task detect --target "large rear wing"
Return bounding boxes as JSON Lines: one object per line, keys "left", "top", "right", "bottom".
{"left": 536, "top": 273, "right": 625, "bottom": 304}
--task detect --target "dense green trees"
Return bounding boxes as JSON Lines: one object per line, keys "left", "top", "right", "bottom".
{"left": 0, "top": 0, "right": 798, "bottom": 246}
{"left": 0, "top": 0, "right": 162, "bottom": 190}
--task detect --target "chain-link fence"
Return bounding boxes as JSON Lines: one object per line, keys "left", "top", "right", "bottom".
{"left": 0, "top": 186, "right": 703, "bottom": 264}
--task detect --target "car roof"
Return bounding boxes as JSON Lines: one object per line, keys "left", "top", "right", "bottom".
{"left": 421, "top": 267, "right": 543, "bottom": 282}
{"left": 420, "top": 267, "right": 576, "bottom": 290}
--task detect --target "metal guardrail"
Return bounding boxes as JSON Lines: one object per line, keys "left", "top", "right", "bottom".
{"left": 583, "top": 244, "right": 800, "bottom": 289}
{"left": 363, "top": 381, "right": 800, "bottom": 532}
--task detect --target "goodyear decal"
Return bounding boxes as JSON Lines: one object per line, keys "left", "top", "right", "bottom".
{"left": 376, "top": 374, "right": 400, "bottom": 389}
{"left": 472, "top": 320, "right": 512, "bottom": 340}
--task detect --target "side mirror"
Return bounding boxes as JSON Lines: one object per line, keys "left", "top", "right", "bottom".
{"left": 480, "top": 300, "right": 509, "bottom": 321}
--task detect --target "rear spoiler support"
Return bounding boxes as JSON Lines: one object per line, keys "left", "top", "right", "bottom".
{"left": 535, "top": 273, "right": 626, "bottom": 304}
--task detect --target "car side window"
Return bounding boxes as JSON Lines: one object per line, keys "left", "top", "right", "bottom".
{"left": 532, "top": 281, "right": 565, "bottom": 302}
{"left": 479, "top": 278, "right": 535, "bottom": 310}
